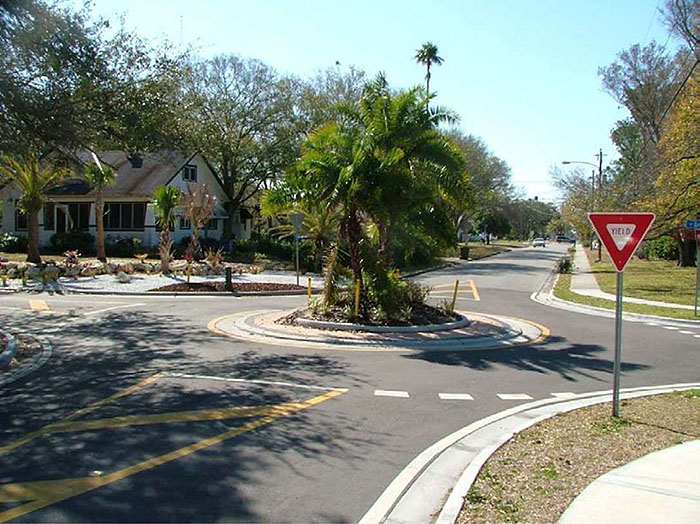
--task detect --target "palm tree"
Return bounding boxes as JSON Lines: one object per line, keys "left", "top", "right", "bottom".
{"left": 181, "top": 184, "right": 216, "bottom": 260}
{"left": 151, "top": 185, "right": 182, "bottom": 273}
{"left": 0, "top": 153, "right": 68, "bottom": 263}
{"left": 83, "top": 162, "right": 115, "bottom": 262}
{"left": 414, "top": 42, "right": 443, "bottom": 96}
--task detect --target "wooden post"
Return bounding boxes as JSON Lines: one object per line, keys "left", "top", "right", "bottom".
{"left": 354, "top": 280, "right": 360, "bottom": 317}
{"left": 450, "top": 280, "right": 460, "bottom": 314}
{"left": 307, "top": 277, "right": 312, "bottom": 300}
{"left": 225, "top": 267, "right": 233, "bottom": 291}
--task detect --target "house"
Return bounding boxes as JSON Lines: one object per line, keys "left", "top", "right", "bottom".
{"left": 0, "top": 151, "right": 252, "bottom": 250}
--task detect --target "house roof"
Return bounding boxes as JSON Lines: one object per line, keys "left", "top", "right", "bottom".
{"left": 73, "top": 150, "right": 193, "bottom": 198}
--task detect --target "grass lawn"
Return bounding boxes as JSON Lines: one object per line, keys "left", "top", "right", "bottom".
{"left": 554, "top": 273, "right": 699, "bottom": 320}
{"left": 457, "top": 390, "right": 700, "bottom": 523}
{"left": 585, "top": 248, "right": 697, "bottom": 306}
{"left": 463, "top": 240, "right": 527, "bottom": 260}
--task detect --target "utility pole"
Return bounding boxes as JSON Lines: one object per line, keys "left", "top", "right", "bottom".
{"left": 594, "top": 148, "right": 606, "bottom": 262}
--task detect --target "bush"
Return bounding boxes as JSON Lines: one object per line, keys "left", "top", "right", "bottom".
{"left": 231, "top": 233, "right": 315, "bottom": 269}
{"left": 0, "top": 233, "right": 28, "bottom": 253}
{"left": 173, "top": 236, "right": 222, "bottom": 260}
{"left": 105, "top": 237, "right": 142, "bottom": 258}
{"left": 50, "top": 231, "right": 94, "bottom": 254}
{"left": 556, "top": 257, "right": 572, "bottom": 274}
{"left": 641, "top": 236, "right": 678, "bottom": 261}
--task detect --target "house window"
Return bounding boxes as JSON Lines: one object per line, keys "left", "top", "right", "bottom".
{"left": 14, "top": 201, "right": 27, "bottom": 230}
{"left": 182, "top": 164, "right": 198, "bottom": 182}
{"left": 68, "top": 203, "right": 90, "bottom": 230}
{"left": 104, "top": 202, "right": 146, "bottom": 231}
{"left": 43, "top": 203, "right": 55, "bottom": 231}
{"left": 179, "top": 217, "right": 191, "bottom": 230}
{"left": 205, "top": 218, "right": 217, "bottom": 230}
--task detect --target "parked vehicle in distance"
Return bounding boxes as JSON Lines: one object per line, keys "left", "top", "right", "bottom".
{"left": 532, "top": 237, "right": 546, "bottom": 247}
{"left": 555, "top": 235, "right": 568, "bottom": 242}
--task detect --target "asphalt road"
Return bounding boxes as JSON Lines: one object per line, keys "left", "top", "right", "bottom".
{"left": 1, "top": 244, "right": 698, "bottom": 522}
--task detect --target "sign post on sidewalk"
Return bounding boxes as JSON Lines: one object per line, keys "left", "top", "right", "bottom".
{"left": 588, "top": 212, "right": 655, "bottom": 417}
{"left": 688, "top": 215, "right": 700, "bottom": 317}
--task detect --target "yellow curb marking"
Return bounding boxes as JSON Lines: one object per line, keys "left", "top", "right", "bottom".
{"left": 28, "top": 300, "right": 50, "bottom": 312}
{"left": 430, "top": 280, "right": 480, "bottom": 301}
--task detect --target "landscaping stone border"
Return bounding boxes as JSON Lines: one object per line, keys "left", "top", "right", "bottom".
{"left": 0, "top": 334, "right": 52, "bottom": 388}
{"left": 296, "top": 312, "right": 469, "bottom": 333}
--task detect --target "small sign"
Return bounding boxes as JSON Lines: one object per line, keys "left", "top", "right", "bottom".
{"left": 589, "top": 213, "right": 655, "bottom": 272}
{"left": 686, "top": 220, "right": 700, "bottom": 229}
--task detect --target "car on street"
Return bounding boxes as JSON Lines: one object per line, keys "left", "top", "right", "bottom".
{"left": 532, "top": 237, "right": 546, "bottom": 247}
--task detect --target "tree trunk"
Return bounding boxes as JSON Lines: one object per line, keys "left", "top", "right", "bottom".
{"left": 675, "top": 228, "right": 696, "bottom": 267}
{"left": 160, "top": 228, "right": 171, "bottom": 273}
{"left": 95, "top": 192, "right": 106, "bottom": 262}
{"left": 26, "top": 209, "right": 41, "bottom": 264}
{"left": 342, "top": 207, "right": 366, "bottom": 319}
{"left": 377, "top": 217, "right": 393, "bottom": 268}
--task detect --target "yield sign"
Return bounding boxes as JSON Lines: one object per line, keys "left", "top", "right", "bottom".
{"left": 588, "top": 213, "right": 655, "bottom": 272}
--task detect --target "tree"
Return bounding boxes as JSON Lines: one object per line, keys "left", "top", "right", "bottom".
{"left": 0, "top": 153, "right": 67, "bottom": 263}
{"left": 414, "top": 42, "right": 443, "bottom": 96}
{"left": 660, "top": 0, "right": 700, "bottom": 52}
{"left": 178, "top": 55, "right": 300, "bottom": 244}
{"left": 82, "top": 161, "right": 115, "bottom": 262}
{"left": 181, "top": 184, "right": 216, "bottom": 260}
{"left": 151, "top": 185, "right": 181, "bottom": 273}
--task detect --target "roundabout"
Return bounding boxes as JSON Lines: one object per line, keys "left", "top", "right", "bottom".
{"left": 208, "top": 309, "right": 550, "bottom": 351}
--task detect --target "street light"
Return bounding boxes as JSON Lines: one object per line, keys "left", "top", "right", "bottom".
{"left": 562, "top": 149, "right": 605, "bottom": 262}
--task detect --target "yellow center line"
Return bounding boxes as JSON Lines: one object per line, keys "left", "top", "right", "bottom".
{"left": 469, "top": 279, "right": 481, "bottom": 301}
{"left": 0, "top": 389, "right": 344, "bottom": 522}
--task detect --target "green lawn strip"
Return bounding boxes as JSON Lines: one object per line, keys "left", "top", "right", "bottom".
{"left": 466, "top": 244, "right": 510, "bottom": 259}
{"left": 554, "top": 273, "right": 699, "bottom": 320}
{"left": 584, "top": 248, "right": 696, "bottom": 306}
{"left": 457, "top": 390, "right": 700, "bottom": 524}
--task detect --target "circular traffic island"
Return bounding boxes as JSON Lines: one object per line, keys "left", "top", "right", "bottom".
{"left": 209, "top": 306, "right": 549, "bottom": 352}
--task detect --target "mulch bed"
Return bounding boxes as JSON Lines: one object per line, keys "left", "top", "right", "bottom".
{"left": 149, "top": 282, "right": 307, "bottom": 293}
{"left": 279, "top": 303, "right": 458, "bottom": 327}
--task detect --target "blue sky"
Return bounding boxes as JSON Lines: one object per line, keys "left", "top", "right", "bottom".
{"left": 80, "top": 0, "right": 680, "bottom": 205}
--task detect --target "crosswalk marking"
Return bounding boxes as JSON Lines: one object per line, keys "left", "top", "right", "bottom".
{"left": 551, "top": 392, "right": 577, "bottom": 399}
{"left": 438, "top": 393, "right": 474, "bottom": 400}
{"left": 374, "top": 390, "right": 410, "bottom": 398}
{"left": 678, "top": 331, "right": 694, "bottom": 335}
{"left": 497, "top": 393, "right": 533, "bottom": 400}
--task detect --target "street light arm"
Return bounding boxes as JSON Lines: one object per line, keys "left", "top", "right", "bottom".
{"left": 561, "top": 160, "right": 597, "bottom": 168}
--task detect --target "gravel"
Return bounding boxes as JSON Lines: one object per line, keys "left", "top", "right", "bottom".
{"left": 5, "top": 271, "right": 325, "bottom": 294}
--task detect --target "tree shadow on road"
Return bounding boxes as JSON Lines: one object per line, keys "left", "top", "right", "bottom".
{"left": 402, "top": 335, "right": 649, "bottom": 383}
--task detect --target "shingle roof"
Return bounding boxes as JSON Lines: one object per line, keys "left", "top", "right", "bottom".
{"left": 73, "top": 150, "right": 191, "bottom": 198}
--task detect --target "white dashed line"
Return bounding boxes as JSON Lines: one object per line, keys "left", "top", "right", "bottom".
{"left": 375, "top": 390, "right": 410, "bottom": 398}
{"left": 84, "top": 303, "right": 146, "bottom": 316}
{"left": 678, "top": 331, "right": 694, "bottom": 335}
{"left": 645, "top": 322, "right": 659, "bottom": 326}
{"left": 438, "top": 393, "right": 474, "bottom": 400}
{"left": 663, "top": 326, "right": 680, "bottom": 330}
{"left": 497, "top": 393, "right": 533, "bottom": 400}
{"left": 551, "top": 392, "right": 577, "bottom": 399}
{"left": 694, "top": 335, "right": 700, "bottom": 339}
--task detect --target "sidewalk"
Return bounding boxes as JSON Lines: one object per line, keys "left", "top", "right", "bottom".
{"left": 360, "top": 384, "right": 700, "bottom": 524}
{"left": 570, "top": 245, "right": 696, "bottom": 311}
{"left": 560, "top": 439, "right": 700, "bottom": 524}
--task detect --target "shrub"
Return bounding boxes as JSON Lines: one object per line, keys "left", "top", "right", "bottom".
{"left": 556, "top": 257, "right": 572, "bottom": 274}
{"left": 0, "top": 233, "right": 27, "bottom": 253}
{"left": 641, "top": 236, "right": 678, "bottom": 261}
{"left": 106, "top": 237, "right": 142, "bottom": 258}
{"left": 50, "top": 231, "right": 94, "bottom": 254}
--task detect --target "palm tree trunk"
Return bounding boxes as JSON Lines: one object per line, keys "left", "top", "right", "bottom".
{"left": 26, "top": 209, "right": 41, "bottom": 264}
{"left": 343, "top": 207, "right": 366, "bottom": 319}
{"left": 426, "top": 64, "right": 431, "bottom": 97}
{"left": 95, "top": 192, "right": 106, "bottom": 262}
{"left": 160, "top": 229, "right": 171, "bottom": 273}
{"left": 377, "top": 217, "right": 393, "bottom": 268}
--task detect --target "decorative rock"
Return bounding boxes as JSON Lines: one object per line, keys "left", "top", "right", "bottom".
{"left": 116, "top": 271, "right": 131, "bottom": 283}
{"left": 26, "top": 266, "right": 41, "bottom": 280}
{"left": 42, "top": 266, "right": 60, "bottom": 281}
{"left": 133, "top": 263, "right": 149, "bottom": 273}
{"left": 80, "top": 266, "right": 100, "bottom": 277}
{"left": 106, "top": 263, "right": 118, "bottom": 274}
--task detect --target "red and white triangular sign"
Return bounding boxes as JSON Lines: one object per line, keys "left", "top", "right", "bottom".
{"left": 588, "top": 213, "right": 655, "bottom": 272}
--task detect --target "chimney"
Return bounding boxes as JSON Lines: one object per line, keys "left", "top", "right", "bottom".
{"left": 128, "top": 154, "right": 143, "bottom": 168}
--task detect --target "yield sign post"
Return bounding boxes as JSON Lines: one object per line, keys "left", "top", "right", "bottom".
{"left": 588, "top": 212, "right": 655, "bottom": 417}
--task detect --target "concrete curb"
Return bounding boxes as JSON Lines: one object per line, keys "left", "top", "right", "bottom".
{"left": 531, "top": 270, "right": 700, "bottom": 328}
{"left": 403, "top": 262, "right": 456, "bottom": 279}
{"left": 0, "top": 335, "right": 52, "bottom": 388}
{"left": 40, "top": 288, "right": 316, "bottom": 298}
{"left": 296, "top": 313, "right": 469, "bottom": 333}
{"left": 0, "top": 330, "right": 18, "bottom": 368}
{"left": 359, "top": 382, "right": 700, "bottom": 524}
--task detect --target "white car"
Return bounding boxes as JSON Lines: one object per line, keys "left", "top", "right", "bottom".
{"left": 532, "top": 237, "right": 546, "bottom": 247}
